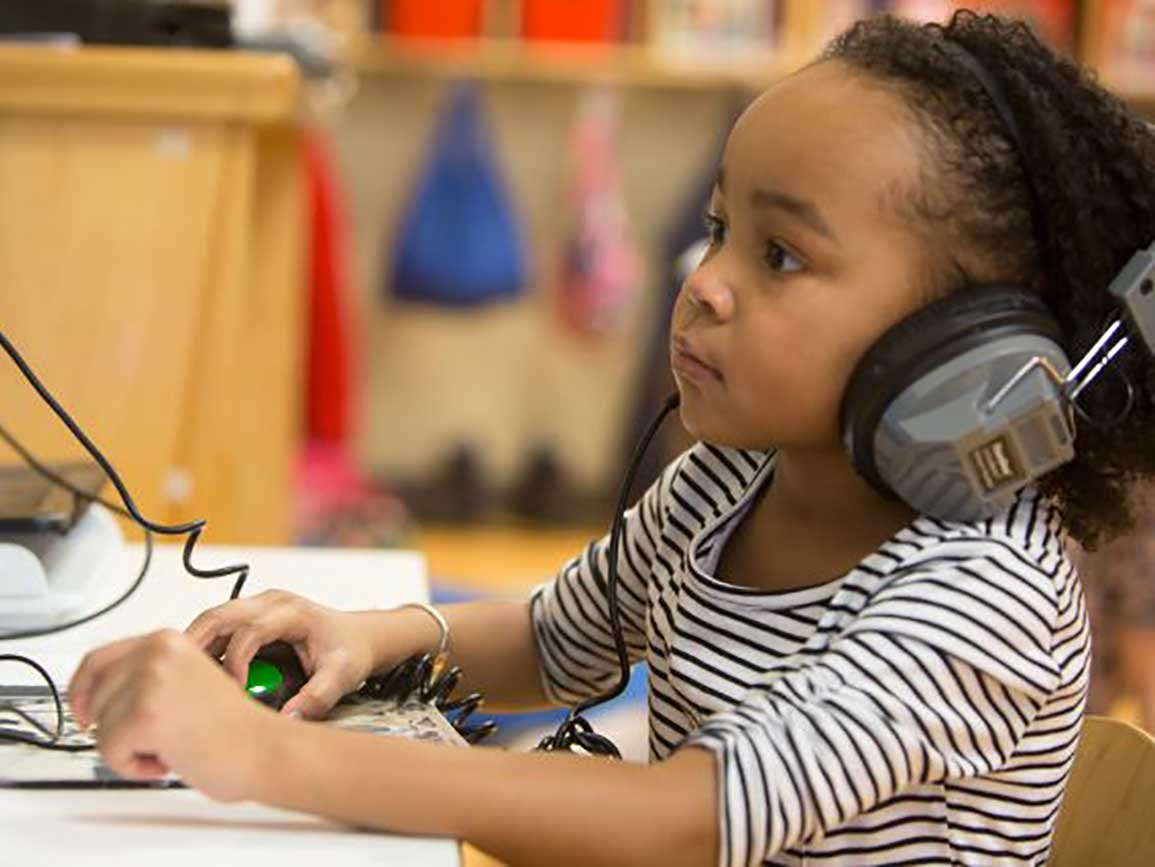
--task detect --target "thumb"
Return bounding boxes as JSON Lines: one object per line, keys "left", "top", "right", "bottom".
{"left": 281, "top": 666, "right": 349, "bottom": 720}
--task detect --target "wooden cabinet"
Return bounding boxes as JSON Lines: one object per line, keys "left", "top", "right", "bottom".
{"left": 0, "top": 46, "right": 304, "bottom": 544}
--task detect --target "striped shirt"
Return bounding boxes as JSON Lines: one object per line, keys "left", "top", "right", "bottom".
{"left": 529, "top": 443, "right": 1090, "bottom": 866}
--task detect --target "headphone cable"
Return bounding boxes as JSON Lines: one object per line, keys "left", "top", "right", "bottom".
{"left": 537, "top": 392, "right": 680, "bottom": 757}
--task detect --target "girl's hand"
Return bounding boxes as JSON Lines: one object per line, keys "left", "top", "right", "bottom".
{"left": 184, "top": 589, "right": 379, "bottom": 720}
{"left": 68, "top": 629, "right": 279, "bottom": 802}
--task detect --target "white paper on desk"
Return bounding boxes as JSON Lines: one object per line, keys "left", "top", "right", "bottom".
{"left": 326, "top": 697, "right": 467, "bottom": 746}
{"left": 0, "top": 686, "right": 168, "bottom": 786}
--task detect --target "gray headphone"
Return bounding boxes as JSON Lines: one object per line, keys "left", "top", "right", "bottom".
{"left": 838, "top": 38, "right": 1155, "bottom": 522}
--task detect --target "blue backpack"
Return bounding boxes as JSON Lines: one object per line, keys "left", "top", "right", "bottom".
{"left": 389, "top": 82, "right": 527, "bottom": 307}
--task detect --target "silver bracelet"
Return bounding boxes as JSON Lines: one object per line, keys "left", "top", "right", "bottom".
{"left": 394, "top": 602, "right": 450, "bottom": 672}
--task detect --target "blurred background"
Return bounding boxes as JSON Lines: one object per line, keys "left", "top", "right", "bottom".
{"left": 0, "top": 0, "right": 1152, "bottom": 753}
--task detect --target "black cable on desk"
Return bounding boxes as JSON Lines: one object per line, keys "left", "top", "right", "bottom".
{"left": 0, "top": 654, "right": 93, "bottom": 752}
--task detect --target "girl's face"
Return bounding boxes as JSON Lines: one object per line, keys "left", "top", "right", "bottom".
{"left": 671, "top": 60, "right": 937, "bottom": 451}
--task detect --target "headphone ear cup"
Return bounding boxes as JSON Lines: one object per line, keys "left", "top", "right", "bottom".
{"left": 840, "top": 286, "right": 1066, "bottom": 500}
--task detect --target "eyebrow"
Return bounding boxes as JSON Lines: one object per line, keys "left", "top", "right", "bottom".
{"left": 716, "top": 168, "right": 840, "bottom": 245}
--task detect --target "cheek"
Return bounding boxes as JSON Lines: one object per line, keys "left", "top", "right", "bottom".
{"left": 735, "top": 329, "right": 847, "bottom": 435}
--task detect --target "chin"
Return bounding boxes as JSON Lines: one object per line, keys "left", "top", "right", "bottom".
{"left": 676, "top": 384, "right": 809, "bottom": 452}
{"left": 675, "top": 385, "right": 712, "bottom": 439}
{"left": 677, "top": 395, "right": 768, "bottom": 451}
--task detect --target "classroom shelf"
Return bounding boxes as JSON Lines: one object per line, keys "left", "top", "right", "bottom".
{"left": 349, "top": 34, "right": 1155, "bottom": 118}
{"left": 348, "top": 35, "right": 796, "bottom": 90}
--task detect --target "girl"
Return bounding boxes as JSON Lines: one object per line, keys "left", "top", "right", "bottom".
{"left": 68, "top": 11, "right": 1155, "bottom": 866}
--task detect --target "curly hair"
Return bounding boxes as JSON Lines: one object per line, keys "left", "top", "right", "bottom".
{"left": 821, "top": 10, "right": 1155, "bottom": 551}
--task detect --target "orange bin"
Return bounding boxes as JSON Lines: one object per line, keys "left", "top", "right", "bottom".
{"left": 522, "top": 0, "right": 624, "bottom": 43}
{"left": 386, "top": 0, "right": 484, "bottom": 40}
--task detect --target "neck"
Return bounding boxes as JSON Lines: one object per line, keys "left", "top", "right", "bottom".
{"left": 763, "top": 445, "right": 918, "bottom": 538}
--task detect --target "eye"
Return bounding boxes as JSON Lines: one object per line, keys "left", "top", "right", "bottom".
{"left": 703, "top": 212, "right": 727, "bottom": 248}
{"left": 765, "top": 240, "right": 805, "bottom": 274}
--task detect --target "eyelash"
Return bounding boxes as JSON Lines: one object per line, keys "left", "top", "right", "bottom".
{"left": 704, "top": 213, "right": 727, "bottom": 247}
{"left": 703, "top": 213, "right": 804, "bottom": 275}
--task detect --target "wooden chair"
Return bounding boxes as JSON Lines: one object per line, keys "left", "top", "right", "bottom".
{"left": 462, "top": 843, "right": 507, "bottom": 867}
{"left": 1050, "top": 715, "right": 1155, "bottom": 866}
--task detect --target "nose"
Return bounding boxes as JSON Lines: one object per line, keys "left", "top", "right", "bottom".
{"left": 680, "top": 264, "right": 735, "bottom": 323}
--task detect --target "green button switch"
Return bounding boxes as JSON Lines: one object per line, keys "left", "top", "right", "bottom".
{"left": 246, "top": 659, "right": 284, "bottom": 698}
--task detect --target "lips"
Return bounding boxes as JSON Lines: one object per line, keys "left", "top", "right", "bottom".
{"left": 671, "top": 334, "right": 722, "bottom": 382}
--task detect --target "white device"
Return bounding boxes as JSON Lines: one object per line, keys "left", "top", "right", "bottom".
{"left": 0, "top": 503, "right": 122, "bottom": 631}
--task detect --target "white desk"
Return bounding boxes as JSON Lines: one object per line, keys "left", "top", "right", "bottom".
{"left": 0, "top": 542, "right": 461, "bottom": 867}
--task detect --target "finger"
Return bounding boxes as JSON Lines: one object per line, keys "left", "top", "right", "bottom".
{"left": 68, "top": 637, "right": 144, "bottom": 728}
{"left": 203, "top": 634, "right": 232, "bottom": 661}
{"left": 281, "top": 666, "right": 349, "bottom": 720}
{"left": 126, "top": 754, "right": 171, "bottom": 781}
{"left": 220, "top": 623, "right": 284, "bottom": 684}
{"left": 184, "top": 590, "right": 300, "bottom": 648}
{"left": 184, "top": 598, "right": 263, "bottom": 650}
{"left": 96, "top": 696, "right": 161, "bottom": 782}
{"left": 85, "top": 662, "right": 141, "bottom": 733}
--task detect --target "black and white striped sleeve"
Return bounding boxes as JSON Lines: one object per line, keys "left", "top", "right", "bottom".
{"left": 680, "top": 551, "right": 1061, "bottom": 867}
{"left": 527, "top": 458, "right": 678, "bottom": 706}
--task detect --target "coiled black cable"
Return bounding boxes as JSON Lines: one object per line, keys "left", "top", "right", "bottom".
{"left": 0, "top": 329, "right": 249, "bottom": 599}
{"left": 350, "top": 652, "right": 497, "bottom": 745}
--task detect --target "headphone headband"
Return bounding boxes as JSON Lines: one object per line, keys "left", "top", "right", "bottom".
{"left": 936, "top": 37, "right": 1051, "bottom": 262}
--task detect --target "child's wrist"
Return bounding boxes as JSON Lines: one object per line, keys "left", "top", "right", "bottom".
{"left": 393, "top": 603, "right": 450, "bottom": 670}
{"left": 354, "top": 607, "right": 445, "bottom": 674}
{"left": 243, "top": 708, "right": 296, "bottom": 804}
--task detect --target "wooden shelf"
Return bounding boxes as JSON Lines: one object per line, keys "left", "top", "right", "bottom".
{"left": 0, "top": 45, "right": 304, "bottom": 543}
{"left": 348, "top": 36, "right": 796, "bottom": 91}
{"left": 347, "top": 0, "right": 1155, "bottom": 104}
{"left": 0, "top": 45, "right": 300, "bottom": 123}
{"left": 348, "top": 35, "right": 1155, "bottom": 114}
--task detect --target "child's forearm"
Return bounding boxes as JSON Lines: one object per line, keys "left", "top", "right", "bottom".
{"left": 443, "top": 600, "right": 555, "bottom": 709}
{"left": 252, "top": 715, "right": 718, "bottom": 867}
{"left": 356, "top": 600, "right": 553, "bottom": 711}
